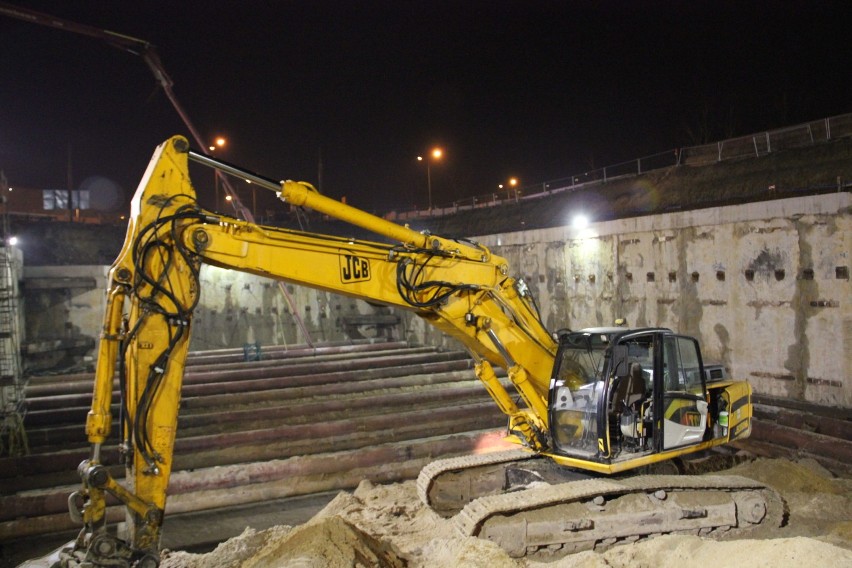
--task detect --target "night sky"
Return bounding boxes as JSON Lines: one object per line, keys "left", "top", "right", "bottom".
{"left": 1, "top": 1, "right": 849, "bottom": 215}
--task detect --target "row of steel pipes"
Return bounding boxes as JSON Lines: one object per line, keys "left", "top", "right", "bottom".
{"left": 0, "top": 340, "right": 511, "bottom": 541}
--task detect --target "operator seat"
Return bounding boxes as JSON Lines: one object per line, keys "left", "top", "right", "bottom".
{"left": 612, "top": 362, "right": 646, "bottom": 414}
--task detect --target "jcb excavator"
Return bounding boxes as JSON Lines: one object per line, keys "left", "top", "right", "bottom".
{"left": 31, "top": 136, "right": 784, "bottom": 566}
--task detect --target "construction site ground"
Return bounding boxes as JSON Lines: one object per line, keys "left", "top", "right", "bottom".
{"left": 160, "top": 455, "right": 852, "bottom": 568}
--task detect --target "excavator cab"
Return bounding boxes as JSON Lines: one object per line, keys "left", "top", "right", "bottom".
{"left": 431, "top": 325, "right": 776, "bottom": 556}
{"left": 548, "top": 327, "right": 732, "bottom": 470}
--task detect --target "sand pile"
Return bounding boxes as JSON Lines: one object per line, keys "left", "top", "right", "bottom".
{"left": 538, "top": 535, "right": 851, "bottom": 568}
{"left": 161, "top": 457, "right": 852, "bottom": 568}
{"left": 162, "top": 516, "right": 404, "bottom": 568}
{"left": 723, "top": 457, "right": 852, "bottom": 546}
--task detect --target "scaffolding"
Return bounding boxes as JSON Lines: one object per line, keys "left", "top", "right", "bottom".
{"left": 0, "top": 188, "right": 27, "bottom": 456}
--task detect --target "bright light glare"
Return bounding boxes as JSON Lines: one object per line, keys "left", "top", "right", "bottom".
{"left": 418, "top": 149, "right": 443, "bottom": 162}
{"left": 8, "top": 236, "right": 18, "bottom": 246}
{"left": 509, "top": 177, "right": 518, "bottom": 186}
{"left": 573, "top": 213, "right": 597, "bottom": 242}
{"left": 577, "top": 233, "right": 600, "bottom": 255}
{"left": 210, "top": 137, "right": 227, "bottom": 152}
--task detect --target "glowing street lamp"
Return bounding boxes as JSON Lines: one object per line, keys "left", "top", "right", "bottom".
{"left": 499, "top": 177, "right": 518, "bottom": 188}
{"left": 209, "top": 136, "right": 227, "bottom": 152}
{"left": 209, "top": 136, "right": 231, "bottom": 210}
{"left": 417, "top": 147, "right": 444, "bottom": 210}
{"left": 498, "top": 177, "right": 520, "bottom": 200}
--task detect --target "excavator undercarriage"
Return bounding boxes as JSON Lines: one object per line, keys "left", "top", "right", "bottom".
{"left": 419, "top": 451, "right": 786, "bottom": 559}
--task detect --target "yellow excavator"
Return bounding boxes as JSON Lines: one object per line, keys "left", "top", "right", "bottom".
{"left": 30, "top": 136, "right": 784, "bottom": 566}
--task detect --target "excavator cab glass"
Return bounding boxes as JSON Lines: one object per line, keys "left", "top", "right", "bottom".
{"left": 606, "top": 332, "right": 656, "bottom": 455}
{"left": 661, "top": 334, "right": 709, "bottom": 449}
{"left": 548, "top": 330, "right": 610, "bottom": 457}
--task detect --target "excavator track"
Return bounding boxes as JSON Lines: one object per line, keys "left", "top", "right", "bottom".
{"left": 453, "top": 474, "right": 786, "bottom": 558}
{"left": 416, "top": 449, "right": 535, "bottom": 516}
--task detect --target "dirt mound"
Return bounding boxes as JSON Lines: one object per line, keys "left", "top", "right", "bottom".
{"left": 162, "top": 516, "right": 404, "bottom": 568}
{"left": 723, "top": 456, "right": 852, "bottom": 546}
{"left": 161, "top": 525, "right": 293, "bottom": 568}
{"left": 725, "top": 457, "right": 846, "bottom": 495}
{"left": 242, "top": 515, "right": 405, "bottom": 568}
{"left": 538, "top": 535, "right": 852, "bottom": 568}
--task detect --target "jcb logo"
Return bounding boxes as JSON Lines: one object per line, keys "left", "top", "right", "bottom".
{"left": 340, "top": 253, "right": 371, "bottom": 283}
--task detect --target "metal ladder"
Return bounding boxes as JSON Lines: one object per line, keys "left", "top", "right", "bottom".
{"left": 0, "top": 191, "right": 27, "bottom": 456}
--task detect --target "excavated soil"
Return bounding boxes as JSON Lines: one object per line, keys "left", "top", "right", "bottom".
{"left": 160, "top": 457, "right": 852, "bottom": 568}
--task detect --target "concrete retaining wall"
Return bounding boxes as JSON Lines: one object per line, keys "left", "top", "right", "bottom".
{"left": 478, "top": 192, "right": 850, "bottom": 407}
{"left": 20, "top": 193, "right": 849, "bottom": 407}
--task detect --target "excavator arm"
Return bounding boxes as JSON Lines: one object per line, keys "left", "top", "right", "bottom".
{"left": 64, "top": 136, "right": 558, "bottom": 565}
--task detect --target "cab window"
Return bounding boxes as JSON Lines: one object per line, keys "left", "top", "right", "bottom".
{"left": 662, "top": 335, "right": 708, "bottom": 449}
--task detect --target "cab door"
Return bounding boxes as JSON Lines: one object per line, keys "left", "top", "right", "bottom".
{"left": 660, "top": 335, "right": 709, "bottom": 449}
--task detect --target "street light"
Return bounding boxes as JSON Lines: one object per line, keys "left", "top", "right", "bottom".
{"left": 209, "top": 136, "right": 232, "bottom": 211}
{"left": 498, "top": 177, "right": 520, "bottom": 201}
{"left": 209, "top": 136, "right": 226, "bottom": 152}
{"left": 417, "top": 147, "right": 444, "bottom": 210}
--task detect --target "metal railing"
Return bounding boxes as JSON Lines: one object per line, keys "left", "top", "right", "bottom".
{"left": 386, "top": 112, "right": 852, "bottom": 221}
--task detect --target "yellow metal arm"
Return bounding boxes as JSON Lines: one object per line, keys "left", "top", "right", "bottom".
{"left": 85, "top": 286, "right": 127, "bottom": 445}
{"left": 277, "top": 179, "right": 494, "bottom": 263}
{"left": 76, "top": 135, "right": 558, "bottom": 562}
